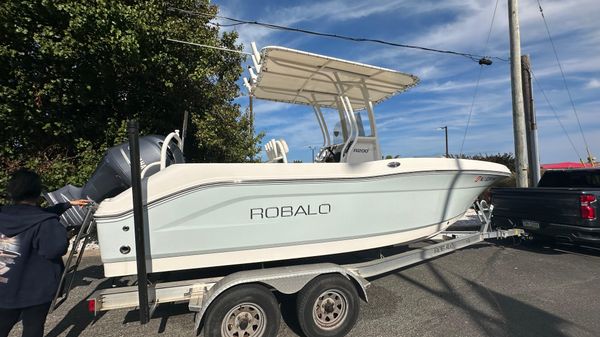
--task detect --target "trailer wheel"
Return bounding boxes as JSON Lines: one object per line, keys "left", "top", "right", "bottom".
{"left": 204, "top": 284, "right": 280, "bottom": 337}
{"left": 296, "top": 274, "right": 359, "bottom": 337}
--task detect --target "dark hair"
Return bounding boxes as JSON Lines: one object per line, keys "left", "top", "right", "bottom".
{"left": 7, "top": 169, "right": 42, "bottom": 203}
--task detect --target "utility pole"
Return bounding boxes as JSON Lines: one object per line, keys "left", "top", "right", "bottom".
{"left": 439, "top": 126, "right": 449, "bottom": 158}
{"left": 521, "top": 55, "right": 541, "bottom": 185}
{"left": 508, "top": 0, "right": 529, "bottom": 187}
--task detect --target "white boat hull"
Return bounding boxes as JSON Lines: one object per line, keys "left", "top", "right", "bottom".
{"left": 95, "top": 159, "right": 510, "bottom": 277}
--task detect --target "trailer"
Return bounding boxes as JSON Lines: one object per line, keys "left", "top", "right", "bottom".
{"left": 79, "top": 200, "right": 522, "bottom": 337}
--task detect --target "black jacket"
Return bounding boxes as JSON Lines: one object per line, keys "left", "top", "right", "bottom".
{"left": 0, "top": 203, "right": 70, "bottom": 308}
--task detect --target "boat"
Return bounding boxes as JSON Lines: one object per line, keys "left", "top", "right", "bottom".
{"left": 94, "top": 46, "right": 510, "bottom": 277}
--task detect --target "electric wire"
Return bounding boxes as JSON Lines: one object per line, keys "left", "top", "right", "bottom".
{"left": 459, "top": 67, "right": 484, "bottom": 156}
{"left": 536, "top": 0, "right": 593, "bottom": 161}
{"left": 208, "top": 21, "right": 246, "bottom": 28}
{"left": 530, "top": 69, "right": 583, "bottom": 162}
{"left": 166, "top": 38, "right": 252, "bottom": 55}
{"left": 459, "top": 0, "right": 500, "bottom": 155}
{"left": 168, "top": 7, "right": 508, "bottom": 64}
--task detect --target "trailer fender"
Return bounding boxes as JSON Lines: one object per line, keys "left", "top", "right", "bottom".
{"left": 191, "top": 262, "right": 369, "bottom": 331}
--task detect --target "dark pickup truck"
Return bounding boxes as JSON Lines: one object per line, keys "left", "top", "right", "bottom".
{"left": 491, "top": 168, "right": 600, "bottom": 245}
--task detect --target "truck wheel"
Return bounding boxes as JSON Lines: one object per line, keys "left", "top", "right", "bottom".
{"left": 204, "top": 284, "right": 280, "bottom": 337}
{"left": 296, "top": 274, "right": 359, "bottom": 337}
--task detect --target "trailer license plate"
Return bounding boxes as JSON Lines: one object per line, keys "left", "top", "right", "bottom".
{"left": 522, "top": 220, "right": 540, "bottom": 230}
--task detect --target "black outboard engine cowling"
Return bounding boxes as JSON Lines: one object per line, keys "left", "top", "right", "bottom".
{"left": 44, "top": 135, "right": 184, "bottom": 228}
{"left": 81, "top": 135, "right": 184, "bottom": 202}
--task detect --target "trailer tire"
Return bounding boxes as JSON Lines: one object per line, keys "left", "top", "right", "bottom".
{"left": 203, "top": 284, "right": 280, "bottom": 337}
{"left": 296, "top": 274, "right": 359, "bottom": 337}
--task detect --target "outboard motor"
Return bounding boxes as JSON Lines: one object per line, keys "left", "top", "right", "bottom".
{"left": 44, "top": 134, "right": 184, "bottom": 228}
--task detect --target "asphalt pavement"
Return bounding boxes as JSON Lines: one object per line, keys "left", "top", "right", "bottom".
{"left": 7, "top": 236, "right": 600, "bottom": 337}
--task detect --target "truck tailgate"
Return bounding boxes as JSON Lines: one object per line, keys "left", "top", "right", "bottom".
{"left": 491, "top": 188, "right": 598, "bottom": 228}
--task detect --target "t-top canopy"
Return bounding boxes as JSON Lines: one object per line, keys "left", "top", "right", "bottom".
{"left": 251, "top": 46, "right": 420, "bottom": 110}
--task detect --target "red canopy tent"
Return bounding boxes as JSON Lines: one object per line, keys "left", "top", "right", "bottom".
{"left": 541, "top": 162, "right": 595, "bottom": 169}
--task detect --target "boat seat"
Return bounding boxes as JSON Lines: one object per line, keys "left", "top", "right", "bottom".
{"left": 276, "top": 139, "right": 289, "bottom": 162}
{"left": 264, "top": 138, "right": 289, "bottom": 163}
{"left": 265, "top": 140, "right": 275, "bottom": 161}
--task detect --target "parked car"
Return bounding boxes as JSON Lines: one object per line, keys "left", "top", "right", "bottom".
{"left": 491, "top": 168, "right": 600, "bottom": 245}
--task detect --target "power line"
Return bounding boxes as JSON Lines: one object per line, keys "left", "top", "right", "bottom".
{"left": 208, "top": 21, "right": 245, "bottom": 28}
{"left": 168, "top": 7, "right": 508, "bottom": 64}
{"left": 536, "top": 0, "right": 593, "bottom": 161}
{"left": 166, "top": 38, "right": 252, "bottom": 55}
{"left": 460, "top": 0, "right": 501, "bottom": 155}
{"left": 530, "top": 69, "right": 583, "bottom": 162}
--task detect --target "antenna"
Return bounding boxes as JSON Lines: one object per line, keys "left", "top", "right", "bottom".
{"left": 251, "top": 54, "right": 261, "bottom": 72}
{"left": 251, "top": 42, "right": 261, "bottom": 63}
{"left": 248, "top": 66, "right": 258, "bottom": 82}
{"left": 243, "top": 77, "right": 252, "bottom": 93}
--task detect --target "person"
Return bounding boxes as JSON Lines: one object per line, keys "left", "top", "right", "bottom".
{"left": 0, "top": 169, "right": 88, "bottom": 337}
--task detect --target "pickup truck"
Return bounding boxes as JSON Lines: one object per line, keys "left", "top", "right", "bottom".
{"left": 491, "top": 168, "right": 600, "bottom": 246}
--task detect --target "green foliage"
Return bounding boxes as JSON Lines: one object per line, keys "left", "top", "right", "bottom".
{"left": 450, "top": 152, "right": 517, "bottom": 187}
{"left": 0, "top": 140, "right": 104, "bottom": 204}
{"left": 1, "top": 0, "right": 262, "bottom": 201}
{"left": 450, "top": 153, "right": 516, "bottom": 172}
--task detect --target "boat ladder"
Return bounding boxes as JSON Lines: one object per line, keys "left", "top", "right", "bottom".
{"left": 50, "top": 205, "right": 97, "bottom": 312}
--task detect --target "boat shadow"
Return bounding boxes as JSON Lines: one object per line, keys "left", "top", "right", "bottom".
{"left": 46, "top": 262, "right": 141, "bottom": 337}
{"left": 120, "top": 303, "right": 192, "bottom": 333}
{"left": 391, "top": 262, "right": 589, "bottom": 337}
{"left": 45, "top": 276, "right": 113, "bottom": 337}
{"left": 59, "top": 263, "right": 103, "bottom": 291}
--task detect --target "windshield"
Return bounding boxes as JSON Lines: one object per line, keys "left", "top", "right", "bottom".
{"left": 538, "top": 169, "right": 600, "bottom": 188}
{"left": 331, "top": 112, "right": 369, "bottom": 144}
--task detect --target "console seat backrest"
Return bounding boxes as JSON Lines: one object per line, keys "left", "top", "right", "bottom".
{"left": 264, "top": 139, "right": 277, "bottom": 161}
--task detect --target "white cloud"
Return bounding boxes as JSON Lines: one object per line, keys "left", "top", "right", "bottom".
{"left": 586, "top": 79, "right": 600, "bottom": 89}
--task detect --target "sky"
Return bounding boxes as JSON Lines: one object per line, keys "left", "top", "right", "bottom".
{"left": 209, "top": 0, "right": 600, "bottom": 164}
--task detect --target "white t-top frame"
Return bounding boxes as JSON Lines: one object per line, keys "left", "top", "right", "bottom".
{"left": 243, "top": 45, "right": 420, "bottom": 163}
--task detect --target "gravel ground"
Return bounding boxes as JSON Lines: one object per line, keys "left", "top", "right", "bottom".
{"left": 7, "top": 212, "right": 600, "bottom": 337}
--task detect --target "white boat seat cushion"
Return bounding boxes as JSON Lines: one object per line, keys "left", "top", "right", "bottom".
{"left": 264, "top": 138, "right": 289, "bottom": 163}
{"left": 264, "top": 140, "right": 276, "bottom": 161}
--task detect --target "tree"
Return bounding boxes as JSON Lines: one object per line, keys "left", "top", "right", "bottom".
{"left": 0, "top": 0, "right": 262, "bottom": 197}
{"left": 450, "top": 153, "right": 516, "bottom": 172}
{"left": 450, "top": 152, "right": 516, "bottom": 187}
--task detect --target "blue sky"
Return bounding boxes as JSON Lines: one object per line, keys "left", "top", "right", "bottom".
{"left": 210, "top": 0, "right": 600, "bottom": 164}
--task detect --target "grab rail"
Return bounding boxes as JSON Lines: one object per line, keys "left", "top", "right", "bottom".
{"left": 339, "top": 96, "right": 359, "bottom": 163}
{"left": 160, "top": 130, "right": 183, "bottom": 170}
